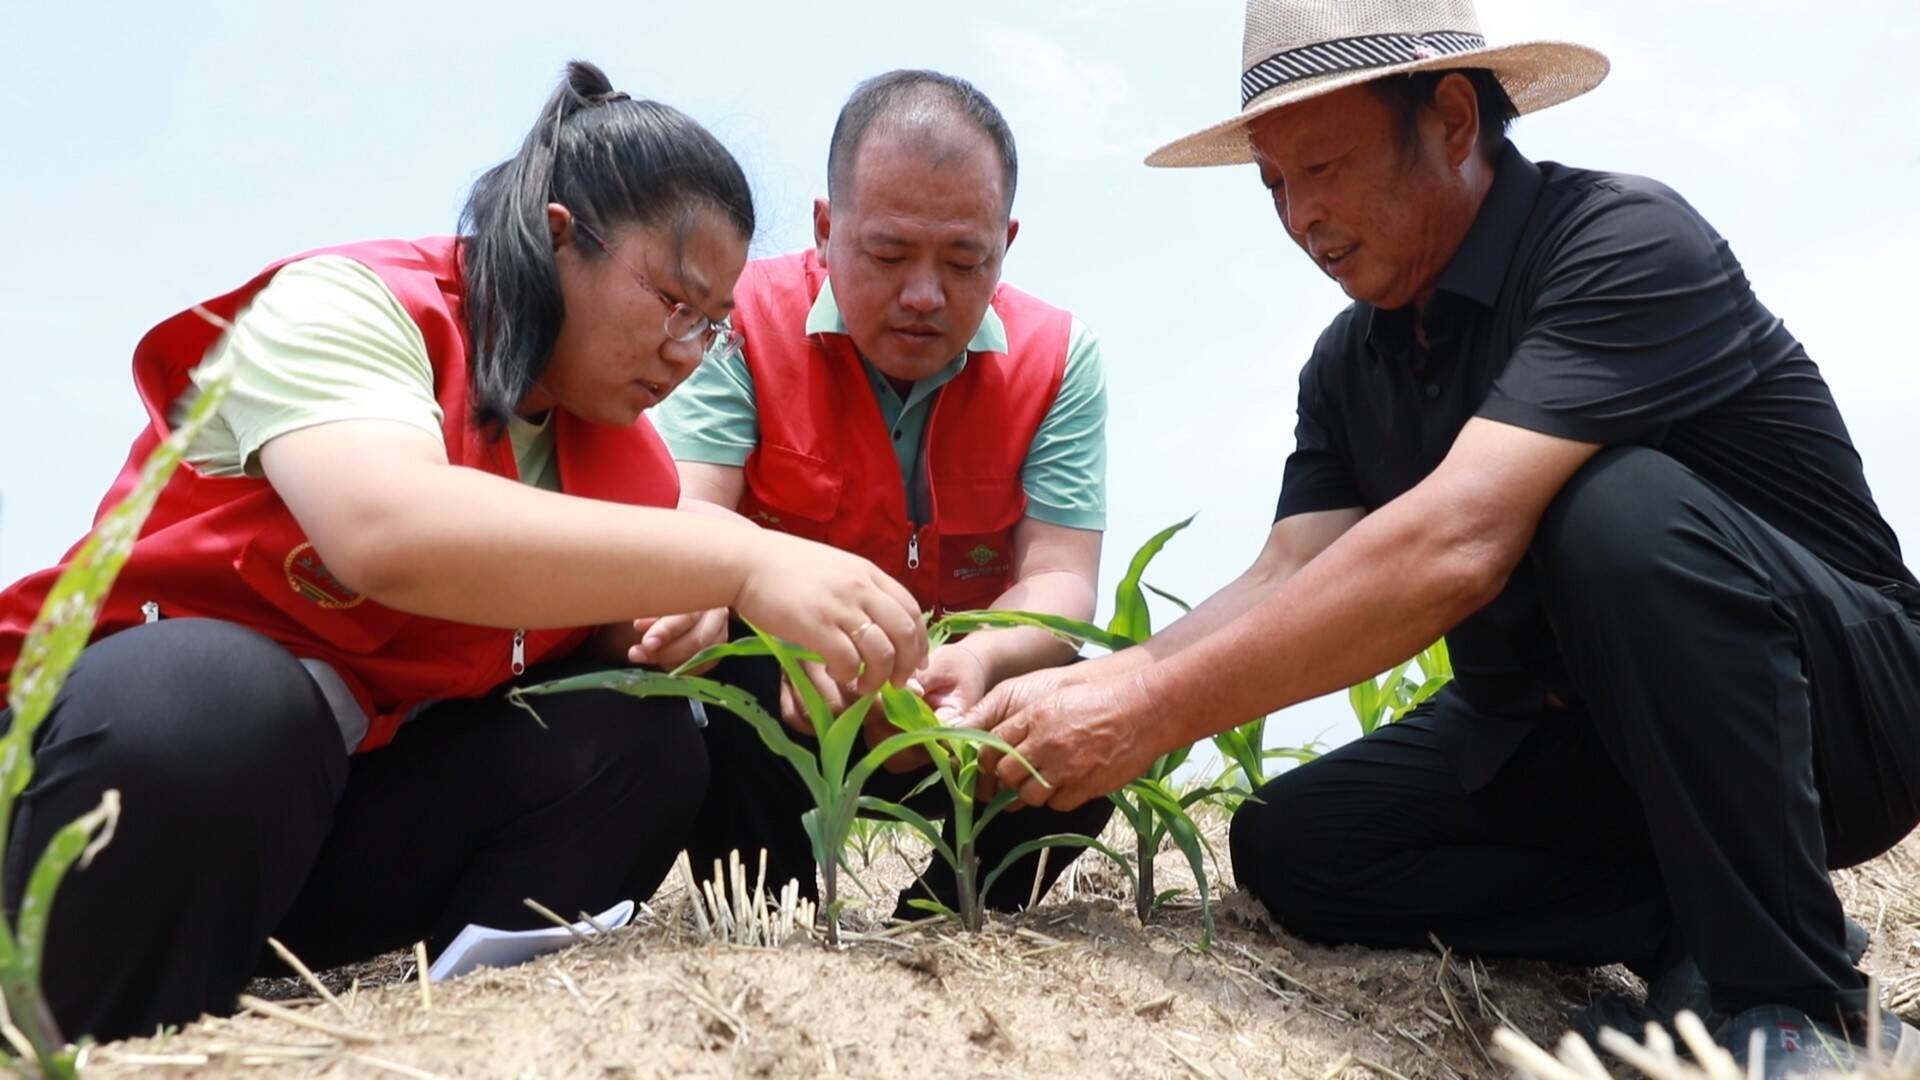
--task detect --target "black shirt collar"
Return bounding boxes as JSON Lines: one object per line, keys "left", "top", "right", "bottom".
{"left": 1367, "top": 141, "right": 1545, "bottom": 358}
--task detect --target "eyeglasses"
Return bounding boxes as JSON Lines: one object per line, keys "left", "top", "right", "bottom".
{"left": 572, "top": 219, "right": 742, "bottom": 361}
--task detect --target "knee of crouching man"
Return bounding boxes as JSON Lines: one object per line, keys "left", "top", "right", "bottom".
{"left": 1533, "top": 446, "right": 1692, "bottom": 591}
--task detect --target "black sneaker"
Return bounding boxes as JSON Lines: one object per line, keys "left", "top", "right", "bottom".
{"left": 1572, "top": 918, "right": 1871, "bottom": 1045}
{"left": 1719, "top": 1004, "right": 1920, "bottom": 1078}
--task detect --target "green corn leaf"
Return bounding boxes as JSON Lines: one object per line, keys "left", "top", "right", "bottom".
{"left": 931, "top": 610, "right": 1136, "bottom": 653}
{"left": 4, "top": 338, "right": 237, "bottom": 754}
{"left": 1265, "top": 745, "right": 1322, "bottom": 765}
{"left": 0, "top": 312, "right": 235, "bottom": 1074}
{"left": 878, "top": 684, "right": 937, "bottom": 732}
{"left": 1150, "top": 744, "right": 1193, "bottom": 781}
{"left": 904, "top": 897, "right": 960, "bottom": 920}
{"left": 670, "top": 636, "right": 822, "bottom": 676}
{"left": 1348, "top": 680, "right": 1383, "bottom": 735}
{"left": 514, "top": 669, "right": 828, "bottom": 806}
{"left": 1109, "top": 516, "right": 1195, "bottom": 643}
{"left": 848, "top": 726, "right": 1033, "bottom": 797}
{"left": 818, "top": 693, "right": 876, "bottom": 791}
{"left": 968, "top": 788, "right": 1020, "bottom": 840}
{"left": 1390, "top": 673, "right": 1452, "bottom": 722}
{"left": 1152, "top": 802, "right": 1216, "bottom": 947}
{"left": 17, "top": 791, "right": 118, "bottom": 987}
{"left": 797, "top": 809, "right": 846, "bottom": 910}
{"left": 1106, "top": 790, "right": 1149, "bottom": 833}
{"left": 979, "top": 832, "right": 1134, "bottom": 901}
{"left": 752, "top": 624, "right": 837, "bottom": 735}
{"left": 1176, "top": 783, "right": 1240, "bottom": 809}
{"left": 1142, "top": 582, "right": 1193, "bottom": 613}
{"left": 1415, "top": 637, "right": 1452, "bottom": 681}
{"left": 856, "top": 795, "right": 959, "bottom": 870}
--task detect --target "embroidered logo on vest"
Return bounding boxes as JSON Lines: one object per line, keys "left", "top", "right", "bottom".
{"left": 966, "top": 544, "right": 998, "bottom": 567}
{"left": 283, "top": 542, "right": 365, "bottom": 609}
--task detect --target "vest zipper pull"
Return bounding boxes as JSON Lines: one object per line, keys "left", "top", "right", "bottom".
{"left": 511, "top": 629, "right": 526, "bottom": 676}
{"left": 906, "top": 532, "right": 921, "bottom": 570}
{"left": 141, "top": 601, "right": 161, "bottom": 624}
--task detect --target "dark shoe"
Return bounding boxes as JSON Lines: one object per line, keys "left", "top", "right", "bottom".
{"left": 1719, "top": 1004, "right": 1920, "bottom": 1078}
{"left": 1573, "top": 918, "right": 1871, "bottom": 1045}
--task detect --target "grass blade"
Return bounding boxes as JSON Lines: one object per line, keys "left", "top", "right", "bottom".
{"left": 980, "top": 833, "right": 1134, "bottom": 901}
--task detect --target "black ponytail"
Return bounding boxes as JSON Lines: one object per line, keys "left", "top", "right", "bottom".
{"left": 458, "top": 60, "right": 754, "bottom": 434}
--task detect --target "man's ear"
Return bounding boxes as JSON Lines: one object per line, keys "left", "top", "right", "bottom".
{"left": 1005, "top": 217, "right": 1020, "bottom": 254}
{"left": 546, "top": 202, "right": 575, "bottom": 253}
{"left": 1431, "top": 73, "right": 1482, "bottom": 169}
{"left": 812, "top": 198, "right": 832, "bottom": 264}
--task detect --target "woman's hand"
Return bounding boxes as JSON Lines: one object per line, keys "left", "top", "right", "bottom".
{"left": 627, "top": 607, "right": 731, "bottom": 673}
{"left": 731, "top": 532, "right": 927, "bottom": 696}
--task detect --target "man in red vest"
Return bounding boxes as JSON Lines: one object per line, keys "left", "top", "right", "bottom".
{"left": 654, "top": 70, "right": 1113, "bottom": 915}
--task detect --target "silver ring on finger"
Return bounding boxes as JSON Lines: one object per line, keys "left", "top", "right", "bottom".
{"left": 851, "top": 620, "right": 876, "bottom": 640}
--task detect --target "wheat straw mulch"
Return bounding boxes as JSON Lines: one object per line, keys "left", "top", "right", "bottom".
{"left": 81, "top": 823, "right": 1920, "bottom": 1079}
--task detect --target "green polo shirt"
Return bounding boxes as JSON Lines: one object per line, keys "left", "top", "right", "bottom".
{"left": 654, "top": 280, "right": 1107, "bottom": 530}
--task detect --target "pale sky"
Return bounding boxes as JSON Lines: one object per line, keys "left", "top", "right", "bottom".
{"left": 2, "top": 0, "right": 1914, "bottom": 755}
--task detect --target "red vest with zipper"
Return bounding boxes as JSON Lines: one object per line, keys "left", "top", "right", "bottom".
{"left": 0, "top": 236, "right": 680, "bottom": 752}
{"left": 733, "top": 250, "right": 1070, "bottom": 615}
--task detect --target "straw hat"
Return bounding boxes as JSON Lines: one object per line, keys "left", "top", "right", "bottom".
{"left": 1146, "top": 0, "right": 1608, "bottom": 168}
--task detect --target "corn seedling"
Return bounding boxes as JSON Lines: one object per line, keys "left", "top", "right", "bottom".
{"left": 860, "top": 684, "right": 1132, "bottom": 932}
{"left": 0, "top": 312, "right": 236, "bottom": 1076}
{"left": 942, "top": 516, "right": 1232, "bottom": 946}
{"left": 842, "top": 816, "right": 906, "bottom": 871}
{"left": 1211, "top": 715, "right": 1324, "bottom": 809}
{"left": 512, "top": 624, "right": 1034, "bottom": 946}
{"left": 1347, "top": 637, "right": 1453, "bottom": 735}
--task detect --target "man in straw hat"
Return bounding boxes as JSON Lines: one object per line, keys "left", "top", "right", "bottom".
{"left": 966, "top": 0, "right": 1920, "bottom": 1069}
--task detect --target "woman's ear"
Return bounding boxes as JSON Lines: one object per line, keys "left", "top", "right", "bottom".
{"left": 546, "top": 203, "right": 574, "bottom": 253}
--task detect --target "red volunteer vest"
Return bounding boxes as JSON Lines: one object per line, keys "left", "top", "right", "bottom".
{"left": 733, "top": 250, "right": 1070, "bottom": 614}
{"left": 0, "top": 236, "right": 680, "bottom": 751}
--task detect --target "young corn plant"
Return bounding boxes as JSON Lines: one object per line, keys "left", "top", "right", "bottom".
{"left": 0, "top": 313, "right": 236, "bottom": 1077}
{"left": 1109, "top": 585, "right": 1312, "bottom": 808}
{"left": 860, "top": 684, "right": 1131, "bottom": 933}
{"left": 941, "top": 516, "right": 1234, "bottom": 946}
{"left": 1210, "top": 715, "right": 1323, "bottom": 810}
{"left": 1347, "top": 637, "right": 1454, "bottom": 735}
{"left": 512, "top": 625, "right": 1033, "bottom": 947}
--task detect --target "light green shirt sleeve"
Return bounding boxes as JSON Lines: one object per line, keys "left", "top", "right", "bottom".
{"left": 1021, "top": 319, "right": 1107, "bottom": 531}
{"left": 652, "top": 343, "right": 760, "bottom": 467}
{"left": 171, "top": 255, "right": 444, "bottom": 478}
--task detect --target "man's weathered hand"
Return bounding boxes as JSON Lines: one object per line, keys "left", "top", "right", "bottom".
{"left": 965, "top": 669, "right": 1158, "bottom": 811}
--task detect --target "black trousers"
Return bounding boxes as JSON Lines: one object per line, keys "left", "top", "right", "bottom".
{"left": 1, "top": 618, "right": 709, "bottom": 1043}
{"left": 1232, "top": 447, "right": 1920, "bottom": 1019}
{"left": 687, "top": 651, "right": 1114, "bottom": 917}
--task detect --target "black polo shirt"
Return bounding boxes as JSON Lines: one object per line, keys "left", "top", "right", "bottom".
{"left": 1275, "top": 141, "right": 1919, "bottom": 782}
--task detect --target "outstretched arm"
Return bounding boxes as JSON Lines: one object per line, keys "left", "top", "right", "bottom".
{"left": 260, "top": 419, "right": 927, "bottom": 693}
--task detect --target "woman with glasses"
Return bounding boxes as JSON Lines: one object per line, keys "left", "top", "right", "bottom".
{"left": 0, "top": 60, "right": 925, "bottom": 1044}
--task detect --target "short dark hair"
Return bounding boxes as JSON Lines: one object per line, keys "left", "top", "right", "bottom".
{"left": 826, "top": 69, "right": 1018, "bottom": 215}
{"left": 458, "top": 60, "right": 754, "bottom": 435}
{"left": 1366, "top": 68, "right": 1518, "bottom": 157}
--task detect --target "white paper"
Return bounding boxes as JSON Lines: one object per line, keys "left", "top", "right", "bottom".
{"left": 427, "top": 898, "right": 635, "bottom": 982}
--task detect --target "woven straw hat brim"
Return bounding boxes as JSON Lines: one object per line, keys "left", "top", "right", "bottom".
{"left": 1145, "top": 40, "right": 1608, "bottom": 168}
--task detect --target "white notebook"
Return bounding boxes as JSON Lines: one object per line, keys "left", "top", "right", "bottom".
{"left": 427, "top": 899, "right": 635, "bottom": 982}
